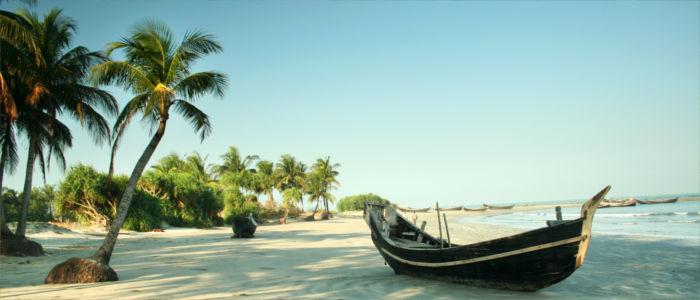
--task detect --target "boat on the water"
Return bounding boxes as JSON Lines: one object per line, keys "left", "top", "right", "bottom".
{"left": 398, "top": 206, "right": 431, "bottom": 213}
{"left": 637, "top": 197, "right": 678, "bottom": 204}
{"left": 483, "top": 204, "right": 515, "bottom": 210}
{"left": 363, "top": 186, "right": 611, "bottom": 291}
{"left": 599, "top": 198, "right": 636, "bottom": 208}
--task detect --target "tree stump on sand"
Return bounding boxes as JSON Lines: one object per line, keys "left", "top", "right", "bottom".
{"left": 45, "top": 257, "right": 118, "bottom": 283}
{"left": 0, "top": 233, "right": 44, "bottom": 257}
{"left": 314, "top": 211, "right": 333, "bottom": 220}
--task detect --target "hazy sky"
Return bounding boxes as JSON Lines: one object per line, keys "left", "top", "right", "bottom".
{"left": 2, "top": 0, "right": 698, "bottom": 207}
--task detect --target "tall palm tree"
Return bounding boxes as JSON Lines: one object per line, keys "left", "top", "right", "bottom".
{"left": 256, "top": 160, "right": 276, "bottom": 208}
{"left": 310, "top": 157, "right": 340, "bottom": 215}
{"left": 6, "top": 8, "right": 116, "bottom": 238}
{"left": 1, "top": 3, "right": 37, "bottom": 236}
{"left": 274, "top": 154, "right": 306, "bottom": 209}
{"left": 86, "top": 20, "right": 227, "bottom": 268}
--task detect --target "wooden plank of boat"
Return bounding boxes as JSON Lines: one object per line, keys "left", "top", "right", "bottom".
{"left": 483, "top": 204, "right": 515, "bottom": 210}
{"left": 637, "top": 197, "right": 678, "bottom": 204}
{"left": 363, "top": 186, "right": 611, "bottom": 291}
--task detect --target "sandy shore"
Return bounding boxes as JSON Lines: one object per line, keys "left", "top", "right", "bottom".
{"left": 1, "top": 202, "right": 698, "bottom": 299}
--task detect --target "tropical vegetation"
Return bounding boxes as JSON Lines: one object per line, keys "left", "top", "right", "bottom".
{"left": 0, "top": 5, "right": 117, "bottom": 258}
{"left": 337, "top": 194, "right": 391, "bottom": 212}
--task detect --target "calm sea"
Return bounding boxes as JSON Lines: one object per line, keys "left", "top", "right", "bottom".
{"left": 461, "top": 200, "right": 700, "bottom": 246}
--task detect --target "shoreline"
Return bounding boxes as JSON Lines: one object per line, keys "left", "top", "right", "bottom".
{"left": 1, "top": 201, "right": 698, "bottom": 299}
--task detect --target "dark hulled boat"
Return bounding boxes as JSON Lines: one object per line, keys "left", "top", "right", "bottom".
{"left": 364, "top": 186, "right": 611, "bottom": 291}
{"left": 637, "top": 197, "right": 678, "bottom": 204}
{"left": 231, "top": 213, "right": 258, "bottom": 238}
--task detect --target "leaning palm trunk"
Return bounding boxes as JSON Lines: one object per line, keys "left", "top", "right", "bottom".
{"left": 0, "top": 150, "right": 14, "bottom": 235}
{"left": 91, "top": 121, "right": 166, "bottom": 265}
{"left": 15, "top": 134, "right": 37, "bottom": 237}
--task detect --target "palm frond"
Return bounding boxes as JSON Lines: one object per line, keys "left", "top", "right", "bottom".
{"left": 174, "top": 71, "right": 227, "bottom": 100}
{"left": 173, "top": 99, "right": 211, "bottom": 141}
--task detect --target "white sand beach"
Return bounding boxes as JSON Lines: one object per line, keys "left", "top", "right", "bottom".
{"left": 1, "top": 203, "right": 698, "bottom": 299}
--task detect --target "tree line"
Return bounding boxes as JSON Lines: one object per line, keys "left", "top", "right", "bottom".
{"left": 0, "top": 4, "right": 343, "bottom": 282}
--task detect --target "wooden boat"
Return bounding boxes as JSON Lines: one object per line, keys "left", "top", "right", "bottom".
{"left": 599, "top": 198, "right": 636, "bottom": 208}
{"left": 439, "top": 206, "right": 463, "bottom": 211}
{"left": 483, "top": 204, "right": 515, "bottom": 210}
{"left": 363, "top": 186, "right": 611, "bottom": 291}
{"left": 398, "top": 206, "right": 431, "bottom": 213}
{"left": 463, "top": 206, "right": 487, "bottom": 212}
{"left": 231, "top": 213, "right": 258, "bottom": 238}
{"left": 637, "top": 197, "right": 678, "bottom": 204}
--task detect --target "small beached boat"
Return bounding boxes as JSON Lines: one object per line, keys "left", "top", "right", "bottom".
{"left": 439, "top": 206, "right": 463, "bottom": 211}
{"left": 231, "top": 213, "right": 258, "bottom": 238}
{"left": 637, "top": 197, "right": 678, "bottom": 204}
{"left": 483, "top": 204, "right": 515, "bottom": 210}
{"left": 463, "top": 206, "right": 487, "bottom": 212}
{"left": 364, "top": 186, "right": 611, "bottom": 291}
{"left": 398, "top": 206, "right": 431, "bottom": 213}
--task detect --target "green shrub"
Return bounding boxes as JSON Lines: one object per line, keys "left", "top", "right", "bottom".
{"left": 54, "top": 164, "right": 163, "bottom": 231}
{"left": 337, "top": 193, "right": 390, "bottom": 212}
{"left": 139, "top": 171, "right": 222, "bottom": 228}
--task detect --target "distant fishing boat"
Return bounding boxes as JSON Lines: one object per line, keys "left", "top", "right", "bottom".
{"left": 599, "top": 198, "right": 636, "bottom": 208}
{"left": 483, "top": 204, "right": 515, "bottom": 210}
{"left": 364, "top": 186, "right": 611, "bottom": 291}
{"left": 439, "top": 206, "right": 463, "bottom": 211}
{"left": 637, "top": 197, "right": 678, "bottom": 204}
{"left": 398, "top": 206, "right": 431, "bottom": 213}
{"left": 463, "top": 206, "right": 487, "bottom": 212}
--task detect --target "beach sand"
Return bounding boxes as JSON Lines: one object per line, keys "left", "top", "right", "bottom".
{"left": 1, "top": 203, "right": 698, "bottom": 299}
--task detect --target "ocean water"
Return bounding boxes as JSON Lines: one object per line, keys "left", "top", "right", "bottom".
{"left": 461, "top": 200, "right": 700, "bottom": 245}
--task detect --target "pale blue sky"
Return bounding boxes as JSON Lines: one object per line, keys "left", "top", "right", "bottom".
{"left": 2, "top": 0, "right": 698, "bottom": 207}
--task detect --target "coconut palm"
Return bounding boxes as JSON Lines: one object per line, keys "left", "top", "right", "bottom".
{"left": 4, "top": 8, "right": 116, "bottom": 238}
{"left": 274, "top": 154, "right": 306, "bottom": 209}
{"left": 212, "top": 146, "right": 258, "bottom": 179}
{"left": 256, "top": 160, "right": 276, "bottom": 208}
{"left": 184, "top": 151, "right": 212, "bottom": 183}
{"left": 310, "top": 156, "right": 340, "bottom": 215}
{"left": 83, "top": 19, "right": 227, "bottom": 270}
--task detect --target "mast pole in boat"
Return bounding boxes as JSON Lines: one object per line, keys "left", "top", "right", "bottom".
{"left": 443, "top": 213, "right": 451, "bottom": 248}
{"left": 436, "top": 202, "right": 443, "bottom": 248}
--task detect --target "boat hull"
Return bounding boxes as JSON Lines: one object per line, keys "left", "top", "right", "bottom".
{"left": 364, "top": 186, "right": 610, "bottom": 291}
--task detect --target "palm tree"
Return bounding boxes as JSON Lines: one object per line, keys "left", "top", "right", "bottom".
{"left": 212, "top": 146, "right": 258, "bottom": 179}
{"left": 310, "top": 156, "right": 340, "bottom": 215}
{"left": 184, "top": 151, "right": 212, "bottom": 183}
{"left": 5, "top": 8, "right": 116, "bottom": 238}
{"left": 256, "top": 160, "right": 276, "bottom": 208}
{"left": 82, "top": 20, "right": 227, "bottom": 271}
{"left": 274, "top": 154, "right": 306, "bottom": 210}
{"left": 1, "top": 4, "right": 37, "bottom": 236}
